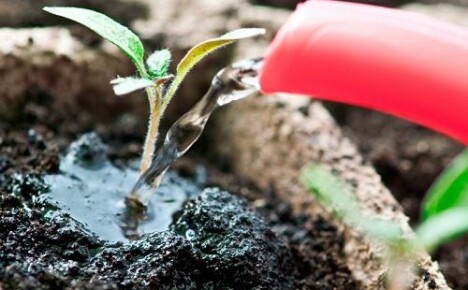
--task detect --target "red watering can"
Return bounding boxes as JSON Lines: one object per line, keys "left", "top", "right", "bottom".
{"left": 260, "top": 0, "right": 468, "bottom": 144}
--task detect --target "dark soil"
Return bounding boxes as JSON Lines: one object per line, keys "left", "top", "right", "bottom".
{"left": 0, "top": 93, "right": 356, "bottom": 289}
{"left": 329, "top": 104, "right": 467, "bottom": 290}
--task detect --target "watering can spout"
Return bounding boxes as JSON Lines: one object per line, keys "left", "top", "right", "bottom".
{"left": 260, "top": 0, "right": 468, "bottom": 144}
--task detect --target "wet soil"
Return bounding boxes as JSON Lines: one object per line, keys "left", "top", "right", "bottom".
{"left": 329, "top": 104, "right": 467, "bottom": 290}
{"left": 0, "top": 94, "right": 356, "bottom": 289}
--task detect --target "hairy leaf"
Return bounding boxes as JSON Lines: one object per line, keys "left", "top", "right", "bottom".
{"left": 147, "top": 49, "right": 171, "bottom": 78}
{"left": 416, "top": 207, "right": 468, "bottom": 252}
{"left": 43, "top": 7, "right": 145, "bottom": 69}
{"left": 111, "top": 77, "right": 154, "bottom": 95}
{"left": 422, "top": 148, "right": 468, "bottom": 220}
{"left": 163, "top": 28, "right": 265, "bottom": 106}
{"left": 301, "top": 165, "right": 403, "bottom": 242}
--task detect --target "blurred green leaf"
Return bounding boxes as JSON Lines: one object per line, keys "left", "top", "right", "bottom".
{"left": 163, "top": 28, "right": 265, "bottom": 107}
{"left": 43, "top": 7, "right": 145, "bottom": 70}
{"left": 301, "top": 165, "right": 403, "bottom": 243}
{"left": 110, "top": 77, "right": 153, "bottom": 95}
{"left": 416, "top": 207, "right": 468, "bottom": 252}
{"left": 147, "top": 49, "right": 171, "bottom": 78}
{"left": 422, "top": 149, "right": 468, "bottom": 220}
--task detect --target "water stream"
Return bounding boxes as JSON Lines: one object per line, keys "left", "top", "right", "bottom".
{"left": 128, "top": 58, "right": 263, "bottom": 209}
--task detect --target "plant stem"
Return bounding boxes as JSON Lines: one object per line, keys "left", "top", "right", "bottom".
{"left": 139, "top": 86, "right": 162, "bottom": 174}
{"left": 133, "top": 62, "right": 163, "bottom": 175}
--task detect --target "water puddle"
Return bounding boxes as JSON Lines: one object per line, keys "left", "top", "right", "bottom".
{"left": 42, "top": 133, "right": 203, "bottom": 242}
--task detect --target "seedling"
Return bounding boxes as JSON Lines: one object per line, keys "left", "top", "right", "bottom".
{"left": 301, "top": 165, "right": 404, "bottom": 244}
{"left": 421, "top": 149, "right": 468, "bottom": 219}
{"left": 301, "top": 165, "right": 411, "bottom": 290}
{"left": 43, "top": 6, "right": 265, "bottom": 174}
{"left": 418, "top": 148, "right": 468, "bottom": 252}
{"left": 302, "top": 153, "right": 468, "bottom": 289}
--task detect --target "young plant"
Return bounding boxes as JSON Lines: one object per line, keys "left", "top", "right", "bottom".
{"left": 301, "top": 165, "right": 404, "bottom": 244}
{"left": 302, "top": 155, "right": 468, "bottom": 289}
{"left": 417, "top": 148, "right": 468, "bottom": 252}
{"left": 43, "top": 6, "right": 265, "bottom": 174}
{"left": 301, "top": 165, "right": 410, "bottom": 290}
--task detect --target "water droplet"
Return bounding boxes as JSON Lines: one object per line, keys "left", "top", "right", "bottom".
{"left": 185, "top": 229, "right": 196, "bottom": 241}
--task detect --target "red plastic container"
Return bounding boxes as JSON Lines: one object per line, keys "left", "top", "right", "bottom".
{"left": 260, "top": 0, "right": 468, "bottom": 144}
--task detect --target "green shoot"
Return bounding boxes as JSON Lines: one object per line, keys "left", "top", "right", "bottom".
{"left": 301, "top": 165, "right": 404, "bottom": 243}
{"left": 421, "top": 148, "right": 468, "bottom": 220}
{"left": 302, "top": 160, "right": 468, "bottom": 289}
{"left": 146, "top": 49, "right": 171, "bottom": 78}
{"left": 43, "top": 6, "right": 265, "bottom": 174}
{"left": 416, "top": 207, "right": 468, "bottom": 252}
{"left": 415, "top": 147, "right": 468, "bottom": 252}
{"left": 302, "top": 160, "right": 468, "bottom": 251}
{"left": 302, "top": 165, "right": 413, "bottom": 290}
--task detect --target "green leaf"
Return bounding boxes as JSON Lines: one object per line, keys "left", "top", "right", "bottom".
{"left": 422, "top": 148, "right": 468, "bottom": 220}
{"left": 43, "top": 7, "right": 145, "bottom": 69}
{"left": 301, "top": 165, "right": 356, "bottom": 217}
{"left": 301, "top": 165, "right": 403, "bottom": 243}
{"left": 147, "top": 49, "right": 171, "bottom": 78}
{"left": 163, "top": 28, "right": 265, "bottom": 107}
{"left": 416, "top": 207, "right": 468, "bottom": 252}
{"left": 359, "top": 218, "right": 406, "bottom": 243}
{"left": 110, "top": 77, "right": 154, "bottom": 95}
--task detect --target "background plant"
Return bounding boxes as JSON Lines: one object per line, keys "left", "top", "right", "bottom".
{"left": 44, "top": 6, "right": 264, "bottom": 174}
{"left": 417, "top": 148, "right": 468, "bottom": 251}
{"left": 302, "top": 149, "right": 468, "bottom": 288}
